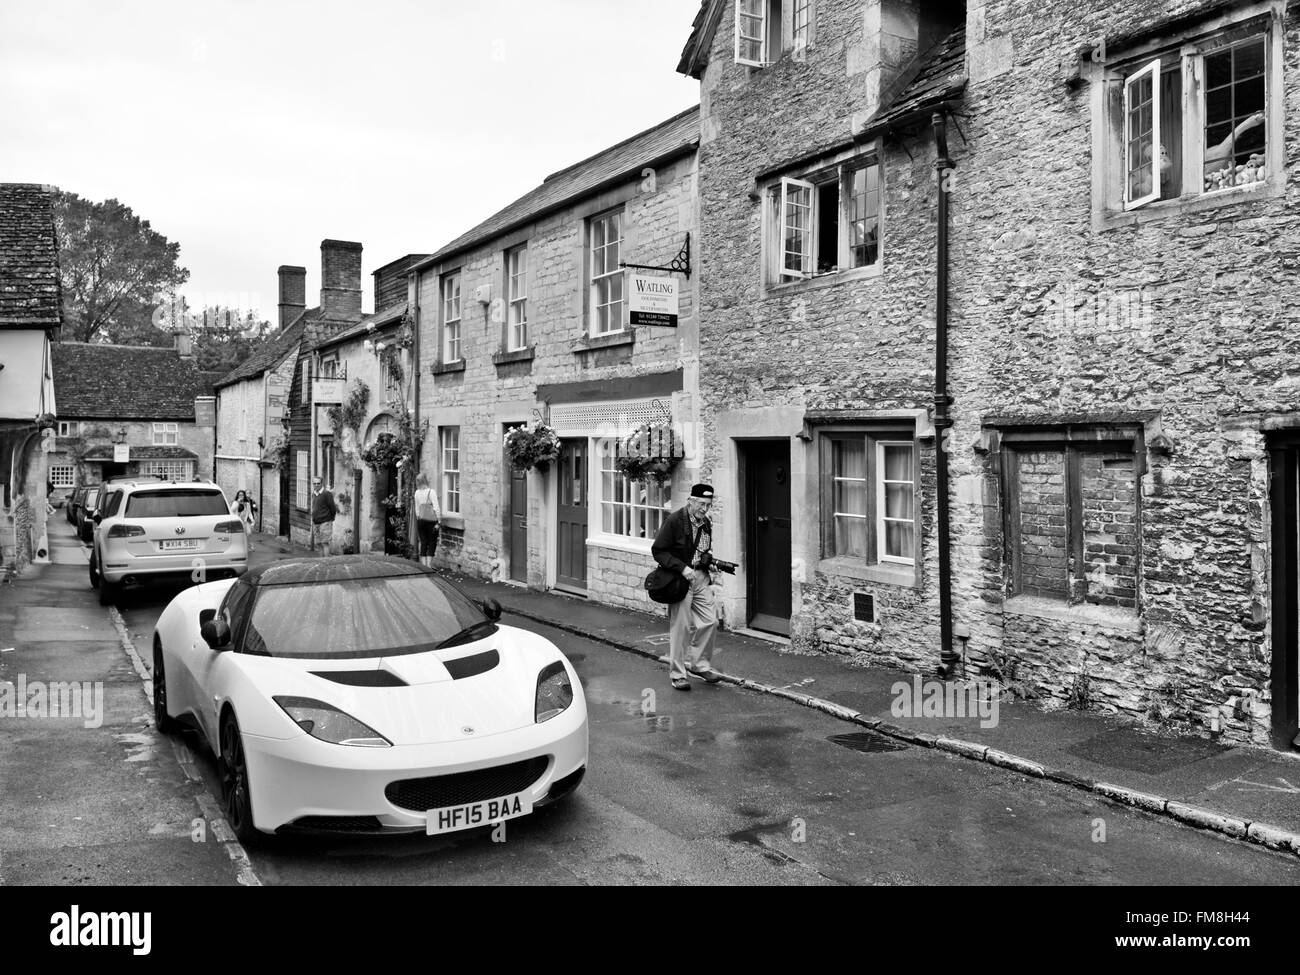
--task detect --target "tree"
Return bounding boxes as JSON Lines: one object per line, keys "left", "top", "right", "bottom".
{"left": 53, "top": 192, "right": 190, "bottom": 344}
{"left": 189, "top": 306, "right": 272, "bottom": 373}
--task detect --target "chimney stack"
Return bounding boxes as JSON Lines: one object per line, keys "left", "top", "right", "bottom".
{"left": 320, "top": 240, "right": 363, "bottom": 323}
{"left": 173, "top": 330, "right": 193, "bottom": 358}
{"left": 278, "top": 265, "right": 307, "bottom": 330}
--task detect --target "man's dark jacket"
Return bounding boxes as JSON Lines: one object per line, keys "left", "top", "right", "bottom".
{"left": 311, "top": 489, "right": 337, "bottom": 525}
{"left": 652, "top": 505, "right": 709, "bottom": 574}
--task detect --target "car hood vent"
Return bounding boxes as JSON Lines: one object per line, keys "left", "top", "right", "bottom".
{"left": 442, "top": 648, "right": 500, "bottom": 680}
{"left": 311, "top": 670, "right": 409, "bottom": 687}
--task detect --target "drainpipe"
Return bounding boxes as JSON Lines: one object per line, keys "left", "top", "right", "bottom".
{"left": 932, "top": 110, "right": 956, "bottom": 676}
{"left": 409, "top": 275, "right": 421, "bottom": 555}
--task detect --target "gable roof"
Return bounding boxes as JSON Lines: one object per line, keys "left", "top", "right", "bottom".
{"left": 213, "top": 315, "right": 308, "bottom": 389}
{"left": 51, "top": 342, "right": 209, "bottom": 420}
{"left": 0, "top": 183, "right": 63, "bottom": 331}
{"left": 413, "top": 106, "right": 699, "bottom": 272}
{"left": 316, "top": 300, "right": 408, "bottom": 353}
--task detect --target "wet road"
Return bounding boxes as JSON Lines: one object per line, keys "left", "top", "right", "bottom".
{"left": 110, "top": 567, "right": 1300, "bottom": 886}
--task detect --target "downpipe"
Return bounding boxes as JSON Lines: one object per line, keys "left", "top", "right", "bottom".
{"left": 932, "top": 111, "right": 957, "bottom": 678}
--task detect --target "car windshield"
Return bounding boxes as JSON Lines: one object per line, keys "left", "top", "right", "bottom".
{"left": 84, "top": 489, "right": 99, "bottom": 506}
{"left": 243, "top": 574, "right": 494, "bottom": 659}
{"left": 124, "top": 489, "right": 228, "bottom": 518}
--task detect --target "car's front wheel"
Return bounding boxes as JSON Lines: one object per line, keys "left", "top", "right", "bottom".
{"left": 152, "top": 638, "right": 181, "bottom": 734}
{"left": 220, "top": 712, "right": 259, "bottom": 843}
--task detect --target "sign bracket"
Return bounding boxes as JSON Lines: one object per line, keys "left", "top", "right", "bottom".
{"left": 619, "top": 232, "right": 691, "bottom": 278}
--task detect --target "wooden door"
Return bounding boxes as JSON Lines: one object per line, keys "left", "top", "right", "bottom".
{"left": 746, "top": 440, "right": 792, "bottom": 635}
{"left": 509, "top": 466, "right": 528, "bottom": 582}
{"left": 555, "top": 438, "right": 588, "bottom": 592}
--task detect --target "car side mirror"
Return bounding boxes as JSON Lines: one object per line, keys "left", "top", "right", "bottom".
{"left": 481, "top": 598, "right": 502, "bottom": 622}
{"left": 200, "top": 618, "right": 232, "bottom": 651}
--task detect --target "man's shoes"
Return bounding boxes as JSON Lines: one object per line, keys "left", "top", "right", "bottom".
{"left": 689, "top": 666, "right": 723, "bottom": 684}
{"left": 671, "top": 677, "right": 691, "bottom": 691}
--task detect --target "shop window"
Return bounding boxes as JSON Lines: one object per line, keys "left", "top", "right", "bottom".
{"left": 596, "top": 439, "right": 669, "bottom": 541}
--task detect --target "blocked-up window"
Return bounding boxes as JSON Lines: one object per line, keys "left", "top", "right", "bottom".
{"left": 1005, "top": 440, "right": 1138, "bottom": 608}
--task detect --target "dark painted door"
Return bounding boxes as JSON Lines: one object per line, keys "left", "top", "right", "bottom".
{"left": 279, "top": 466, "right": 290, "bottom": 536}
{"left": 746, "top": 440, "right": 792, "bottom": 635}
{"left": 1268, "top": 441, "right": 1300, "bottom": 748}
{"left": 555, "top": 438, "right": 587, "bottom": 592}
{"left": 509, "top": 466, "right": 528, "bottom": 582}
{"left": 352, "top": 469, "right": 363, "bottom": 555}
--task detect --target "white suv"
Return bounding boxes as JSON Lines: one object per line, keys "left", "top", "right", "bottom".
{"left": 89, "top": 480, "right": 248, "bottom": 605}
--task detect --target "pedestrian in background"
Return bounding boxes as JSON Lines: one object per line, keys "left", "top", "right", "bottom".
{"left": 413, "top": 473, "right": 441, "bottom": 568}
{"left": 651, "top": 482, "right": 722, "bottom": 691}
{"left": 231, "top": 489, "right": 257, "bottom": 552}
{"left": 311, "top": 477, "right": 337, "bottom": 554}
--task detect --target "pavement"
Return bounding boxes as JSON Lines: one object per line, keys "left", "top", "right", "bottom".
{"left": 3, "top": 521, "right": 1297, "bottom": 885}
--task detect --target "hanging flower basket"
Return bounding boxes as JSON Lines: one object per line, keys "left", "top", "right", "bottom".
{"left": 504, "top": 423, "right": 560, "bottom": 472}
{"left": 615, "top": 422, "right": 683, "bottom": 484}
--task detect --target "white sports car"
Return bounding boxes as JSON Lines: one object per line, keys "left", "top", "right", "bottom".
{"left": 151, "top": 555, "right": 587, "bottom": 840}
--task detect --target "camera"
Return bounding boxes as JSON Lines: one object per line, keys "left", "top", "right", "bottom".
{"left": 697, "top": 552, "right": 737, "bottom": 575}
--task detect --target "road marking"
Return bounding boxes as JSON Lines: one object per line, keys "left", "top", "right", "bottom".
{"left": 1230, "top": 776, "right": 1300, "bottom": 794}
{"left": 106, "top": 605, "right": 265, "bottom": 888}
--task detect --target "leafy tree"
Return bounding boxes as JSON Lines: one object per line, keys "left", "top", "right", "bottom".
{"left": 190, "top": 306, "right": 272, "bottom": 373}
{"left": 53, "top": 192, "right": 189, "bottom": 344}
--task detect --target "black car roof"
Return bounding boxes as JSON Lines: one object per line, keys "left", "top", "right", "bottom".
{"left": 245, "top": 555, "right": 434, "bottom": 588}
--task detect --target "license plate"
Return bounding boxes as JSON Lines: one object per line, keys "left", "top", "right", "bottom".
{"left": 425, "top": 791, "right": 533, "bottom": 835}
{"left": 158, "top": 539, "right": 200, "bottom": 551}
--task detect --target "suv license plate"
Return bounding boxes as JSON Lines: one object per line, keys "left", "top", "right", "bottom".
{"left": 159, "top": 539, "right": 200, "bottom": 551}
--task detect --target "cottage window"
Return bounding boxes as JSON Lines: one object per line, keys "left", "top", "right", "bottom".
{"left": 596, "top": 439, "right": 669, "bottom": 541}
{"left": 152, "top": 422, "right": 179, "bottom": 446}
{"left": 141, "top": 460, "right": 193, "bottom": 481}
{"left": 441, "top": 272, "right": 462, "bottom": 363}
{"left": 440, "top": 427, "right": 461, "bottom": 516}
{"left": 772, "top": 156, "right": 880, "bottom": 284}
{"left": 49, "top": 465, "right": 75, "bottom": 488}
{"left": 1103, "top": 17, "right": 1274, "bottom": 215}
{"left": 319, "top": 435, "right": 335, "bottom": 488}
{"left": 1001, "top": 430, "right": 1140, "bottom": 610}
{"left": 506, "top": 245, "right": 528, "bottom": 351}
{"left": 56, "top": 421, "right": 75, "bottom": 437}
{"left": 821, "top": 429, "right": 915, "bottom": 565}
{"left": 589, "top": 211, "right": 624, "bottom": 335}
{"left": 735, "top": 0, "right": 806, "bottom": 67}
{"left": 295, "top": 451, "right": 309, "bottom": 510}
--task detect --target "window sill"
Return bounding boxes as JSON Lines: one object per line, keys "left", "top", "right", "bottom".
{"left": 1095, "top": 174, "right": 1284, "bottom": 232}
{"left": 816, "top": 557, "right": 918, "bottom": 589}
{"left": 439, "top": 514, "right": 465, "bottom": 531}
{"left": 1003, "top": 595, "right": 1141, "bottom": 633}
{"left": 571, "top": 330, "right": 635, "bottom": 354}
{"left": 586, "top": 534, "right": 654, "bottom": 556}
{"left": 492, "top": 347, "right": 535, "bottom": 366}
{"left": 764, "top": 263, "right": 883, "bottom": 297}
{"left": 431, "top": 360, "right": 466, "bottom": 376}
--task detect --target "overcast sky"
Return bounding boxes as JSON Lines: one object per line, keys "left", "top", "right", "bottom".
{"left": 1, "top": 0, "right": 701, "bottom": 323}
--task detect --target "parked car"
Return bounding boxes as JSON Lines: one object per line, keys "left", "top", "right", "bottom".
{"left": 66, "top": 486, "right": 86, "bottom": 525}
{"left": 151, "top": 556, "right": 588, "bottom": 841}
{"left": 76, "top": 486, "right": 101, "bottom": 542}
{"left": 88, "top": 480, "right": 248, "bottom": 605}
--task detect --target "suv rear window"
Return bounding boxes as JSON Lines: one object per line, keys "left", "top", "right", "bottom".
{"left": 125, "top": 489, "right": 229, "bottom": 518}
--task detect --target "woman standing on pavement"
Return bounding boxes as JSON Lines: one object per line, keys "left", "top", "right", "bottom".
{"left": 413, "top": 473, "right": 440, "bottom": 568}
{"left": 231, "top": 489, "right": 257, "bottom": 553}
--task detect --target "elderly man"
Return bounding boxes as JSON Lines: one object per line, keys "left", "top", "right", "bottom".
{"left": 310, "top": 477, "right": 337, "bottom": 554}
{"left": 651, "top": 483, "right": 723, "bottom": 691}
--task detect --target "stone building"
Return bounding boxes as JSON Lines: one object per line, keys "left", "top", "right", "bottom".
{"left": 212, "top": 265, "right": 309, "bottom": 536}
{"left": 678, "top": 0, "right": 1300, "bottom": 748}
{"left": 49, "top": 338, "right": 216, "bottom": 491}
{"left": 412, "top": 108, "right": 701, "bottom": 610}
{"left": 0, "top": 183, "right": 61, "bottom": 569}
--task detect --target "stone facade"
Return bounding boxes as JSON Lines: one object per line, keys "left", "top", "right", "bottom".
{"left": 688, "top": 0, "right": 1300, "bottom": 746}
{"left": 416, "top": 118, "right": 700, "bottom": 613}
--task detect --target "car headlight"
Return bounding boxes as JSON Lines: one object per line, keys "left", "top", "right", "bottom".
{"left": 535, "top": 661, "right": 574, "bottom": 723}
{"left": 273, "top": 696, "right": 391, "bottom": 747}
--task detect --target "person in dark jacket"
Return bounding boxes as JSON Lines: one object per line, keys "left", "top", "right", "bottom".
{"left": 651, "top": 483, "right": 722, "bottom": 691}
{"left": 311, "top": 477, "right": 337, "bottom": 554}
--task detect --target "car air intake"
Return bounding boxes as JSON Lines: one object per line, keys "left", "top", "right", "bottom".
{"left": 311, "top": 670, "right": 409, "bottom": 687}
{"left": 385, "top": 756, "right": 549, "bottom": 812}
{"left": 443, "top": 648, "right": 499, "bottom": 680}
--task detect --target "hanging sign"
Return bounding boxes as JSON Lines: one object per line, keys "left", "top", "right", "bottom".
{"left": 113, "top": 443, "right": 130, "bottom": 463}
{"left": 628, "top": 274, "right": 679, "bottom": 328}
